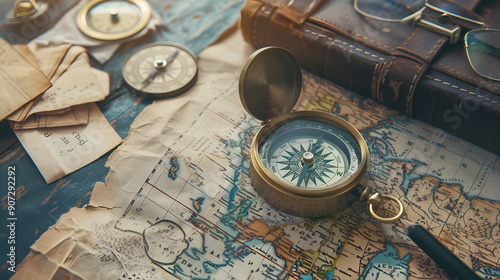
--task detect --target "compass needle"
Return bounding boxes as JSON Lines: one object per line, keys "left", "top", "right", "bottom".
{"left": 141, "top": 50, "right": 179, "bottom": 87}
{"left": 311, "top": 134, "right": 324, "bottom": 154}
{"left": 166, "top": 50, "right": 179, "bottom": 64}
{"left": 296, "top": 163, "right": 311, "bottom": 187}
{"left": 140, "top": 69, "right": 159, "bottom": 87}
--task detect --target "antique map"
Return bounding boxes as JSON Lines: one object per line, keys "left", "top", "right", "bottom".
{"left": 14, "top": 29, "right": 500, "bottom": 280}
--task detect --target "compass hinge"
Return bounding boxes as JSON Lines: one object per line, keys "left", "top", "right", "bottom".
{"left": 356, "top": 185, "right": 382, "bottom": 207}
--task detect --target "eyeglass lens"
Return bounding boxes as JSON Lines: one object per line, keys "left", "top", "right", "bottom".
{"left": 354, "top": 0, "right": 425, "bottom": 21}
{"left": 466, "top": 30, "right": 500, "bottom": 81}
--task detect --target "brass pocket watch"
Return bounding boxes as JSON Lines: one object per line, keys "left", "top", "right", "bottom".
{"left": 76, "top": 0, "right": 151, "bottom": 40}
{"left": 240, "top": 47, "right": 404, "bottom": 221}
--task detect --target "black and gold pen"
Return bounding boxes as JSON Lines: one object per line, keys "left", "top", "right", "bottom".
{"left": 400, "top": 219, "right": 482, "bottom": 280}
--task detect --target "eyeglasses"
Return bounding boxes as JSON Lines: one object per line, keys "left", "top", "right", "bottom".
{"left": 354, "top": 0, "right": 500, "bottom": 81}
{"left": 465, "top": 29, "right": 500, "bottom": 81}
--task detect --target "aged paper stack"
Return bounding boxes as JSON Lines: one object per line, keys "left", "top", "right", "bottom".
{"left": 0, "top": 37, "right": 121, "bottom": 183}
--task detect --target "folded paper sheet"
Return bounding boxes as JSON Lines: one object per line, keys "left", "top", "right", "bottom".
{"left": 26, "top": 43, "right": 87, "bottom": 82}
{"left": 24, "top": 56, "right": 109, "bottom": 117}
{"left": 0, "top": 37, "right": 51, "bottom": 121}
{"left": 7, "top": 45, "right": 109, "bottom": 128}
{"left": 10, "top": 104, "right": 90, "bottom": 129}
{"left": 13, "top": 103, "right": 121, "bottom": 183}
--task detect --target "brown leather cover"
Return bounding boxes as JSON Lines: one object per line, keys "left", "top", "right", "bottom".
{"left": 240, "top": 0, "right": 500, "bottom": 154}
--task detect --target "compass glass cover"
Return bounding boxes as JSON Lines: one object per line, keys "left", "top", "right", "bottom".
{"left": 87, "top": 0, "right": 141, "bottom": 34}
{"left": 258, "top": 119, "right": 362, "bottom": 189}
{"left": 121, "top": 43, "right": 198, "bottom": 97}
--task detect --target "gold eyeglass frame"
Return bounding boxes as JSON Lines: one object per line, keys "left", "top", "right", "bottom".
{"left": 353, "top": 0, "right": 486, "bottom": 44}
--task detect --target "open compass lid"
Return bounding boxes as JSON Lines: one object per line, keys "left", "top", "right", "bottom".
{"left": 239, "top": 47, "right": 302, "bottom": 122}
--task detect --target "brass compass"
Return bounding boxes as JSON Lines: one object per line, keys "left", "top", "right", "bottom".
{"left": 76, "top": 0, "right": 151, "bottom": 40}
{"left": 121, "top": 42, "right": 198, "bottom": 99}
{"left": 240, "top": 47, "right": 404, "bottom": 220}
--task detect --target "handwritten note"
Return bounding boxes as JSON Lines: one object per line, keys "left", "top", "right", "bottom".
{"left": 26, "top": 55, "right": 109, "bottom": 116}
{"left": 13, "top": 103, "right": 121, "bottom": 183}
{"left": 0, "top": 37, "right": 51, "bottom": 121}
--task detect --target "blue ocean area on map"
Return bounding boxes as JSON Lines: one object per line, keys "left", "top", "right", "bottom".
{"left": 359, "top": 243, "right": 411, "bottom": 280}
{"left": 228, "top": 169, "right": 241, "bottom": 211}
{"left": 169, "top": 156, "right": 181, "bottom": 180}
{"left": 299, "top": 270, "right": 335, "bottom": 280}
{"left": 225, "top": 126, "right": 255, "bottom": 211}
{"left": 480, "top": 266, "right": 500, "bottom": 277}
{"left": 363, "top": 124, "right": 423, "bottom": 194}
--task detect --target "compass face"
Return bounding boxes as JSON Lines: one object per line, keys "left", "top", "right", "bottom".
{"left": 77, "top": 0, "right": 151, "bottom": 40}
{"left": 86, "top": 1, "right": 141, "bottom": 34}
{"left": 258, "top": 119, "right": 361, "bottom": 189}
{"left": 122, "top": 42, "right": 198, "bottom": 98}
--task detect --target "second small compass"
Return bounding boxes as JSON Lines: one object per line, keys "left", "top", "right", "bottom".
{"left": 121, "top": 42, "right": 198, "bottom": 99}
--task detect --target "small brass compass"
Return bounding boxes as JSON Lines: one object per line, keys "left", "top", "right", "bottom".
{"left": 121, "top": 42, "right": 198, "bottom": 99}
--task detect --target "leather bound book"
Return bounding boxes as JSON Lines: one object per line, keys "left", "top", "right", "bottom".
{"left": 240, "top": 0, "right": 500, "bottom": 154}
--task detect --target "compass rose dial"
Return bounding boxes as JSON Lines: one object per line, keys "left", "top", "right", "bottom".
{"left": 259, "top": 119, "right": 361, "bottom": 189}
{"left": 121, "top": 42, "right": 198, "bottom": 98}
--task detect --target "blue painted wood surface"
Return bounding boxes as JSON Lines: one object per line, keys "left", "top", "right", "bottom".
{"left": 0, "top": 0, "right": 244, "bottom": 278}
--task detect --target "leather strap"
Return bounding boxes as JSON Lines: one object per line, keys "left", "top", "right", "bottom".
{"left": 375, "top": 28, "right": 449, "bottom": 115}
{"left": 374, "top": 0, "right": 481, "bottom": 115}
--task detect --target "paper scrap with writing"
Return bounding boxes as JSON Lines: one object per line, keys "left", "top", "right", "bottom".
{"left": 13, "top": 103, "right": 121, "bottom": 183}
